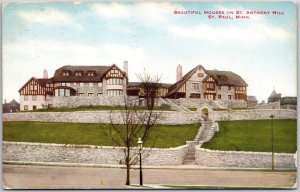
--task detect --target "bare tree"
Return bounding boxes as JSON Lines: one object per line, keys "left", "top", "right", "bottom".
{"left": 107, "top": 73, "right": 161, "bottom": 186}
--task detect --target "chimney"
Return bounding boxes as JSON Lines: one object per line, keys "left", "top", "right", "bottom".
{"left": 123, "top": 61, "right": 128, "bottom": 75}
{"left": 43, "top": 69, "right": 48, "bottom": 79}
{"left": 176, "top": 64, "right": 182, "bottom": 82}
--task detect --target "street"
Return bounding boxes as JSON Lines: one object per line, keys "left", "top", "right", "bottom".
{"left": 3, "top": 164, "right": 297, "bottom": 189}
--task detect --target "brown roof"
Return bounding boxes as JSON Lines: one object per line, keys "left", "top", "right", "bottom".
{"left": 166, "top": 65, "right": 248, "bottom": 97}
{"left": 36, "top": 78, "right": 53, "bottom": 85}
{"left": 52, "top": 65, "right": 124, "bottom": 82}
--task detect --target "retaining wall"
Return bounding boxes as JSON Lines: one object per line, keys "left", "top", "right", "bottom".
{"left": 195, "top": 147, "right": 296, "bottom": 169}
{"left": 4, "top": 109, "right": 296, "bottom": 124}
{"left": 3, "top": 142, "right": 189, "bottom": 166}
{"left": 210, "top": 109, "right": 296, "bottom": 121}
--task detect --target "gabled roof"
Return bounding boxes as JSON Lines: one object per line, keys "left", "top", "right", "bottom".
{"left": 51, "top": 64, "right": 126, "bottom": 82}
{"left": 166, "top": 65, "right": 248, "bottom": 97}
{"left": 18, "top": 77, "right": 48, "bottom": 93}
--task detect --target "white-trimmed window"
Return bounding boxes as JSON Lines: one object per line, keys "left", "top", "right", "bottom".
{"left": 75, "top": 71, "right": 83, "bottom": 76}
{"left": 98, "top": 83, "right": 102, "bottom": 87}
{"left": 66, "top": 82, "right": 71, "bottom": 86}
{"left": 32, "top": 95, "right": 37, "bottom": 100}
{"left": 24, "top": 95, "right": 28, "bottom": 101}
{"left": 97, "top": 93, "right": 103, "bottom": 96}
{"left": 89, "top": 83, "right": 94, "bottom": 87}
{"left": 73, "top": 82, "right": 77, "bottom": 86}
{"left": 24, "top": 105, "right": 28, "bottom": 110}
{"left": 88, "top": 93, "right": 94, "bottom": 96}
{"left": 79, "top": 93, "right": 84, "bottom": 96}
{"left": 107, "top": 78, "right": 123, "bottom": 85}
{"left": 62, "top": 82, "right": 66, "bottom": 86}
{"left": 80, "top": 83, "right": 85, "bottom": 87}
{"left": 63, "top": 71, "right": 70, "bottom": 76}
{"left": 107, "top": 90, "right": 123, "bottom": 96}
{"left": 87, "top": 72, "right": 95, "bottom": 76}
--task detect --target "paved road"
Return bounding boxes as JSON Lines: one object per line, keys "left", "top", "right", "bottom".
{"left": 3, "top": 164, "right": 297, "bottom": 189}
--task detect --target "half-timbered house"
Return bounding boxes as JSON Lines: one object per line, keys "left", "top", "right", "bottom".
{"left": 166, "top": 65, "right": 248, "bottom": 101}
{"left": 19, "top": 64, "right": 127, "bottom": 111}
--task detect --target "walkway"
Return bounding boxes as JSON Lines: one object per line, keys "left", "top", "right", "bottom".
{"left": 3, "top": 164, "right": 296, "bottom": 189}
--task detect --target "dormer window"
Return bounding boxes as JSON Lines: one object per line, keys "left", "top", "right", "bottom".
{"left": 63, "top": 71, "right": 70, "bottom": 76}
{"left": 87, "top": 71, "right": 95, "bottom": 77}
{"left": 75, "top": 71, "right": 83, "bottom": 76}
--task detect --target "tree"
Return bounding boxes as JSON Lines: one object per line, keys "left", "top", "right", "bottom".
{"left": 107, "top": 73, "right": 161, "bottom": 186}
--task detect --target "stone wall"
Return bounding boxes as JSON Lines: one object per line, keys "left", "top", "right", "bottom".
{"left": 210, "top": 109, "right": 296, "bottom": 121}
{"left": 50, "top": 96, "right": 139, "bottom": 108}
{"left": 172, "top": 98, "right": 247, "bottom": 109}
{"left": 3, "top": 142, "right": 189, "bottom": 166}
{"left": 195, "top": 147, "right": 296, "bottom": 169}
{"left": 3, "top": 109, "right": 296, "bottom": 124}
{"left": 3, "top": 111, "right": 200, "bottom": 125}
{"left": 254, "top": 102, "right": 280, "bottom": 110}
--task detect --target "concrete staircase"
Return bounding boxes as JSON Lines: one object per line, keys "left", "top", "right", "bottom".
{"left": 183, "top": 143, "right": 196, "bottom": 165}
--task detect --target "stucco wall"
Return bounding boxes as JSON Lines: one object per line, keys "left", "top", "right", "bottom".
{"left": 3, "top": 142, "right": 189, "bottom": 166}
{"left": 20, "top": 95, "right": 46, "bottom": 111}
{"left": 195, "top": 147, "right": 296, "bottom": 169}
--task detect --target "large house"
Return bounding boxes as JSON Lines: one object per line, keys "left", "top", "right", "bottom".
{"left": 166, "top": 65, "right": 248, "bottom": 101}
{"left": 19, "top": 63, "right": 248, "bottom": 111}
{"left": 19, "top": 63, "right": 128, "bottom": 111}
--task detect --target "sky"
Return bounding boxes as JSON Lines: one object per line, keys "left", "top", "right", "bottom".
{"left": 2, "top": 1, "right": 297, "bottom": 103}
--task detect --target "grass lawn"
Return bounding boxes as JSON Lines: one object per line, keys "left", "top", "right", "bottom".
{"left": 3, "top": 122, "right": 199, "bottom": 148}
{"left": 19, "top": 105, "right": 174, "bottom": 112}
{"left": 201, "top": 120, "right": 297, "bottom": 153}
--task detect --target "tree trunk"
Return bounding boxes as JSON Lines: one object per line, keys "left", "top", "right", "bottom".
{"left": 125, "top": 146, "right": 130, "bottom": 185}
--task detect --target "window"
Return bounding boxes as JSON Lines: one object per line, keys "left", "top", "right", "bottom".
{"left": 66, "top": 82, "right": 70, "bottom": 86}
{"left": 206, "top": 82, "right": 215, "bottom": 90}
{"left": 228, "top": 86, "right": 231, "bottom": 91}
{"left": 63, "top": 71, "right": 70, "bottom": 76}
{"left": 107, "top": 78, "right": 123, "bottom": 85}
{"left": 87, "top": 72, "right": 95, "bottom": 76}
{"left": 98, "top": 83, "right": 103, "bottom": 87}
{"left": 192, "top": 83, "right": 199, "bottom": 89}
{"left": 97, "top": 93, "right": 103, "bottom": 96}
{"left": 198, "top": 73, "right": 204, "bottom": 77}
{"left": 24, "top": 96, "right": 28, "bottom": 101}
{"left": 62, "top": 82, "right": 66, "bottom": 86}
{"left": 80, "top": 83, "right": 85, "bottom": 87}
{"left": 107, "top": 90, "right": 123, "bottom": 96}
{"left": 50, "top": 84, "right": 53, "bottom": 87}
{"left": 24, "top": 105, "right": 28, "bottom": 110}
{"left": 111, "top": 69, "right": 118, "bottom": 74}
{"left": 66, "top": 89, "right": 71, "bottom": 96}
{"left": 59, "top": 89, "right": 64, "bottom": 96}
{"left": 89, "top": 83, "right": 94, "bottom": 87}
{"left": 30, "top": 84, "right": 38, "bottom": 91}
{"left": 79, "top": 93, "right": 84, "bottom": 96}
{"left": 88, "top": 93, "right": 94, "bottom": 96}
{"left": 228, "top": 95, "right": 232, "bottom": 100}
{"left": 75, "top": 71, "right": 83, "bottom": 76}
{"left": 73, "top": 82, "right": 77, "bottom": 86}
{"left": 190, "top": 93, "right": 201, "bottom": 98}
{"left": 33, "top": 105, "right": 37, "bottom": 110}
{"left": 218, "top": 94, "right": 221, "bottom": 99}
{"left": 32, "top": 95, "right": 37, "bottom": 100}
{"left": 46, "top": 84, "right": 49, "bottom": 87}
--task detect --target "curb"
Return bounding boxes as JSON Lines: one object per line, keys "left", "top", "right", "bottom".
{"left": 3, "top": 161, "right": 297, "bottom": 172}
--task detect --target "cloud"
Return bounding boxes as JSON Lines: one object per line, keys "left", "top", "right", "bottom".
{"left": 18, "top": 8, "right": 83, "bottom": 30}
{"left": 89, "top": 2, "right": 131, "bottom": 19}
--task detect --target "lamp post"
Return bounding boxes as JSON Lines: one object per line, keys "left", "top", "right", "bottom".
{"left": 137, "top": 138, "right": 143, "bottom": 186}
{"left": 270, "top": 114, "right": 275, "bottom": 171}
